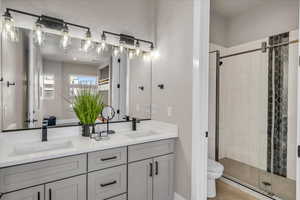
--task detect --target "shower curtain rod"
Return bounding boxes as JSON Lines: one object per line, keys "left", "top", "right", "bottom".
{"left": 209, "top": 40, "right": 298, "bottom": 59}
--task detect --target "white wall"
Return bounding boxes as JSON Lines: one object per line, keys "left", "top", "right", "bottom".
{"left": 209, "top": 12, "right": 227, "bottom": 47}
{"left": 210, "top": 1, "right": 299, "bottom": 47}
{"left": 227, "top": 2, "right": 299, "bottom": 47}
{"left": 288, "top": 30, "right": 298, "bottom": 180}
{"left": 153, "top": 0, "right": 193, "bottom": 199}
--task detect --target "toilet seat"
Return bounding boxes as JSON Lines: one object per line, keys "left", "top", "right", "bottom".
{"left": 208, "top": 159, "right": 224, "bottom": 173}
{"left": 207, "top": 159, "right": 224, "bottom": 198}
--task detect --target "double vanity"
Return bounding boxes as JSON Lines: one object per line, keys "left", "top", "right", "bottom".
{"left": 0, "top": 121, "right": 178, "bottom": 200}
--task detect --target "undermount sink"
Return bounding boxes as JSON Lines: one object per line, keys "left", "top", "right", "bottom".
{"left": 124, "top": 130, "right": 158, "bottom": 138}
{"left": 12, "top": 140, "right": 74, "bottom": 156}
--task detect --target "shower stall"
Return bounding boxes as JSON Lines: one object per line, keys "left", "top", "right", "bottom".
{"left": 209, "top": 31, "right": 298, "bottom": 200}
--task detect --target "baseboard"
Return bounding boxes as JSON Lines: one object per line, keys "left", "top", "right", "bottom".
{"left": 174, "top": 192, "right": 186, "bottom": 200}
{"left": 220, "top": 177, "right": 282, "bottom": 200}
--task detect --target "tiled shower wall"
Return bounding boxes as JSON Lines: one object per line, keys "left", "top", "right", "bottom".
{"left": 267, "top": 33, "right": 289, "bottom": 177}
{"left": 208, "top": 30, "right": 298, "bottom": 180}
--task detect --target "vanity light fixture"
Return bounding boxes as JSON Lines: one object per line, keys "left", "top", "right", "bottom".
{"left": 2, "top": 10, "right": 18, "bottom": 42}
{"left": 60, "top": 24, "right": 71, "bottom": 50}
{"left": 135, "top": 40, "right": 141, "bottom": 56}
{"left": 100, "top": 32, "right": 107, "bottom": 49}
{"left": 1, "top": 8, "right": 157, "bottom": 59}
{"left": 119, "top": 40, "right": 125, "bottom": 53}
{"left": 33, "top": 18, "right": 45, "bottom": 46}
{"left": 96, "top": 43, "right": 102, "bottom": 55}
{"left": 100, "top": 31, "right": 156, "bottom": 60}
{"left": 113, "top": 46, "right": 119, "bottom": 57}
{"left": 128, "top": 50, "right": 134, "bottom": 59}
{"left": 81, "top": 29, "right": 93, "bottom": 52}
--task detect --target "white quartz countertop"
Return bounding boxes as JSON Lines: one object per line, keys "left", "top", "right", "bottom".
{"left": 0, "top": 120, "right": 178, "bottom": 168}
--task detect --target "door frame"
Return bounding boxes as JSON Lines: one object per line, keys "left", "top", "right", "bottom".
{"left": 191, "top": 0, "right": 210, "bottom": 199}
{"left": 297, "top": 1, "right": 300, "bottom": 199}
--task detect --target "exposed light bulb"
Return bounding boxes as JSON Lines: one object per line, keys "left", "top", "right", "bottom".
{"left": 150, "top": 49, "right": 160, "bottom": 59}
{"left": 119, "top": 40, "right": 125, "bottom": 53}
{"left": 143, "top": 52, "right": 151, "bottom": 62}
{"left": 2, "top": 11, "right": 18, "bottom": 42}
{"left": 60, "top": 25, "right": 71, "bottom": 50}
{"left": 96, "top": 43, "right": 103, "bottom": 55}
{"left": 129, "top": 50, "right": 134, "bottom": 59}
{"left": 113, "top": 47, "right": 119, "bottom": 57}
{"left": 135, "top": 40, "right": 141, "bottom": 56}
{"left": 100, "top": 32, "right": 106, "bottom": 50}
{"left": 81, "top": 29, "right": 93, "bottom": 52}
{"left": 33, "top": 19, "right": 45, "bottom": 46}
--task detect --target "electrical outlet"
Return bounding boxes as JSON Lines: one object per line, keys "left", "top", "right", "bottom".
{"left": 167, "top": 106, "right": 172, "bottom": 117}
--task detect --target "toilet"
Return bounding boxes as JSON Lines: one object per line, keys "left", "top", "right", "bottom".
{"left": 207, "top": 159, "right": 224, "bottom": 198}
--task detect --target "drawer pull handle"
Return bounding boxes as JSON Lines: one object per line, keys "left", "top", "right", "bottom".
{"left": 38, "top": 192, "right": 40, "bottom": 200}
{"left": 155, "top": 161, "right": 159, "bottom": 175}
{"left": 49, "top": 189, "right": 52, "bottom": 200}
{"left": 101, "top": 156, "right": 117, "bottom": 161}
{"left": 100, "top": 180, "right": 117, "bottom": 187}
{"left": 150, "top": 162, "right": 153, "bottom": 177}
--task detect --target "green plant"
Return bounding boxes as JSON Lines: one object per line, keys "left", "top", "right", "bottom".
{"left": 69, "top": 86, "right": 105, "bottom": 125}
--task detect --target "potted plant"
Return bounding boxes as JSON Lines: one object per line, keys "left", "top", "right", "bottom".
{"left": 69, "top": 85, "right": 104, "bottom": 137}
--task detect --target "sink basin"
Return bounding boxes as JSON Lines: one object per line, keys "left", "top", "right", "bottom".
{"left": 12, "top": 140, "right": 74, "bottom": 156}
{"left": 124, "top": 130, "right": 158, "bottom": 139}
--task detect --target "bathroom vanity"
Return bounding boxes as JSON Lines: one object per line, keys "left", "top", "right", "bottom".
{"left": 0, "top": 121, "right": 177, "bottom": 200}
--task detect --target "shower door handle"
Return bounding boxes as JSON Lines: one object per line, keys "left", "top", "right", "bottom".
{"left": 298, "top": 146, "right": 300, "bottom": 158}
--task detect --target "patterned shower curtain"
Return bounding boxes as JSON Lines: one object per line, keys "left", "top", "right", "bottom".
{"left": 267, "top": 32, "right": 289, "bottom": 177}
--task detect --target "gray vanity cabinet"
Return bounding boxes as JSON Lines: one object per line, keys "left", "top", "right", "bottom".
{"left": 128, "top": 154, "right": 174, "bottom": 200}
{"left": 2, "top": 186, "right": 44, "bottom": 200}
{"left": 0, "top": 139, "right": 176, "bottom": 200}
{"left": 153, "top": 154, "right": 174, "bottom": 200}
{"left": 128, "top": 159, "right": 153, "bottom": 200}
{"left": 45, "top": 175, "right": 86, "bottom": 200}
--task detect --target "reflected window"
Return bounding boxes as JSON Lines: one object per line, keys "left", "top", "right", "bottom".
{"left": 69, "top": 75, "right": 97, "bottom": 96}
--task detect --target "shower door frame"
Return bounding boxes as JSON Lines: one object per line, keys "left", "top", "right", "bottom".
{"left": 297, "top": 3, "right": 300, "bottom": 198}
{"left": 212, "top": 38, "right": 299, "bottom": 199}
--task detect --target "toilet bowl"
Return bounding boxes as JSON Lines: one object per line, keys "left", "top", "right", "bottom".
{"left": 207, "top": 159, "right": 224, "bottom": 198}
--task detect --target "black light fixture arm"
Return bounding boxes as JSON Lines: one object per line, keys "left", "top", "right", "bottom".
{"left": 5, "top": 8, "right": 90, "bottom": 31}
{"left": 6, "top": 8, "right": 40, "bottom": 18}
{"left": 102, "top": 30, "right": 154, "bottom": 47}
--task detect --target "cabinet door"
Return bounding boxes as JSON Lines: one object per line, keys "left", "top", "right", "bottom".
{"left": 3, "top": 185, "right": 44, "bottom": 200}
{"left": 45, "top": 175, "right": 86, "bottom": 200}
{"left": 153, "top": 154, "right": 174, "bottom": 200}
{"left": 128, "top": 159, "right": 153, "bottom": 200}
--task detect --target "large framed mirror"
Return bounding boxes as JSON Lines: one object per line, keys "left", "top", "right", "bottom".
{"left": 1, "top": 27, "right": 152, "bottom": 131}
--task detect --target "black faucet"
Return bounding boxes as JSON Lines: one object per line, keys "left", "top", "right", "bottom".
{"left": 132, "top": 118, "right": 140, "bottom": 131}
{"left": 42, "top": 120, "right": 48, "bottom": 142}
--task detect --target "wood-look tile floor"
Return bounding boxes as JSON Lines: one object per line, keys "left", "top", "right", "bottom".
{"left": 209, "top": 181, "right": 258, "bottom": 200}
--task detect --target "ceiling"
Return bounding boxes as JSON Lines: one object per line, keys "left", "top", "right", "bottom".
{"left": 211, "top": 0, "right": 299, "bottom": 18}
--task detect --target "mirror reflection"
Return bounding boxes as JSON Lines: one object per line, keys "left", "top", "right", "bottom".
{"left": 1, "top": 28, "right": 152, "bottom": 131}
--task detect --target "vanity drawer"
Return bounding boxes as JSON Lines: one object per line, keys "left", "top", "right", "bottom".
{"left": 88, "top": 147, "right": 127, "bottom": 171}
{"left": 128, "top": 139, "right": 175, "bottom": 162}
{"left": 0, "top": 154, "right": 87, "bottom": 193}
{"left": 88, "top": 165, "right": 127, "bottom": 200}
